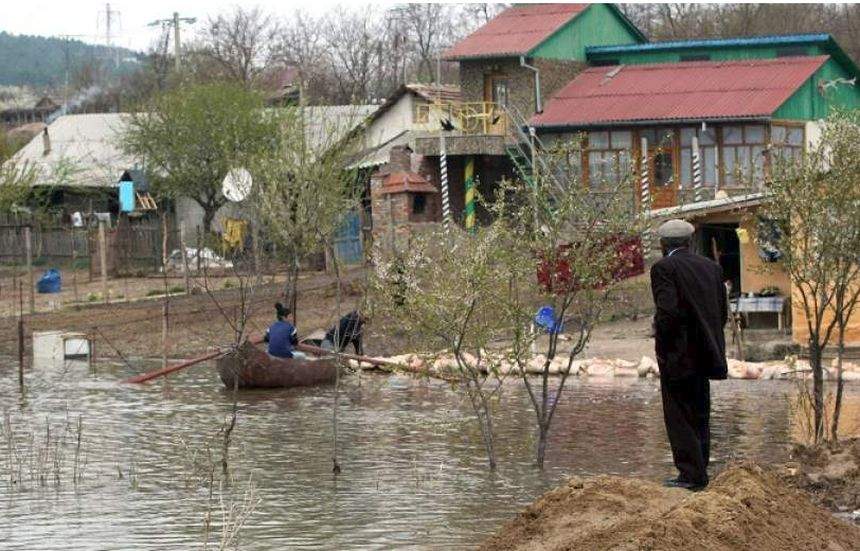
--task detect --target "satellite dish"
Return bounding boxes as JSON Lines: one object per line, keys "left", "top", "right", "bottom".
{"left": 222, "top": 168, "right": 252, "bottom": 202}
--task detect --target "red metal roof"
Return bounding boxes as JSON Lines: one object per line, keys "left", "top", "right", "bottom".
{"left": 531, "top": 56, "right": 828, "bottom": 127}
{"left": 443, "top": 4, "right": 589, "bottom": 60}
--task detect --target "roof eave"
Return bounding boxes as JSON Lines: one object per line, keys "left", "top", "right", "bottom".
{"left": 532, "top": 115, "right": 773, "bottom": 131}
{"left": 586, "top": 32, "right": 831, "bottom": 57}
{"left": 442, "top": 51, "right": 527, "bottom": 62}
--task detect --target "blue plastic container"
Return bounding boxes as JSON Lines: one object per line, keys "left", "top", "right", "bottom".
{"left": 534, "top": 306, "right": 563, "bottom": 334}
{"left": 37, "top": 268, "right": 62, "bottom": 294}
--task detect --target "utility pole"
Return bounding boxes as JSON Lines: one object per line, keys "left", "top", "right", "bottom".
{"left": 149, "top": 12, "right": 197, "bottom": 71}
{"left": 57, "top": 34, "right": 85, "bottom": 109}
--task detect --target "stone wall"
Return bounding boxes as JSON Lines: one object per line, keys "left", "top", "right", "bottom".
{"left": 458, "top": 57, "right": 585, "bottom": 118}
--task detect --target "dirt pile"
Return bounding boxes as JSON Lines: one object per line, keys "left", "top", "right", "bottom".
{"left": 781, "top": 438, "right": 860, "bottom": 524}
{"left": 480, "top": 463, "right": 860, "bottom": 551}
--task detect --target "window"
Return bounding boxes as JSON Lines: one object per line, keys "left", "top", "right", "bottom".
{"left": 653, "top": 151, "right": 674, "bottom": 187}
{"left": 721, "top": 124, "right": 766, "bottom": 186}
{"left": 492, "top": 79, "right": 509, "bottom": 107}
{"left": 586, "top": 129, "right": 633, "bottom": 188}
{"left": 412, "top": 194, "right": 427, "bottom": 215}
{"left": 770, "top": 124, "right": 804, "bottom": 166}
{"left": 679, "top": 127, "right": 719, "bottom": 188}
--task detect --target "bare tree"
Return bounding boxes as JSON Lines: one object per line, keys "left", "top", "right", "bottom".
{"left": 199, "top": 7, "right": 280, "bottom": 86}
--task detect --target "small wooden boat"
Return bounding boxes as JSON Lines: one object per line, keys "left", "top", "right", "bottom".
{"left": 217, "top": 342, "right": 337, "bottom": 389}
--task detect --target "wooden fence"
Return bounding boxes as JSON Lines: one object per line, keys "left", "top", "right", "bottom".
{"left": 0, "top": 219, "right": 179, "bottom": 277}
{"left": 0, "top": 225, "right": 89, "bottom": 262}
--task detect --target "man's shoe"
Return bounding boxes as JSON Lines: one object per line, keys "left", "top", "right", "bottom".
{"left": 663, "top": 478, "right": 708, "bottom": 492}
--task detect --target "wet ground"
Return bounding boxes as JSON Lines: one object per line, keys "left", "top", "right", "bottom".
{"left": 1, "top": 356, "right": 857, "bottom": 550}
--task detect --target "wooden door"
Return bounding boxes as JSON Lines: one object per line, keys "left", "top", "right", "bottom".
{"left": 646, "top": 129, "right": 678, "bottom": 209}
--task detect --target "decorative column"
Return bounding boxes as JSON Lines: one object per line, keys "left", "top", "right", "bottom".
{"left": 464, "top": 157, "right": 476, "bottom": 233}
{"left": 440, "top": 143, "right": 451, "bottom": 231}
{"left": 640, "top": 137, "right": 654, "bottom": 256}
{"left": 692, "top": 135, "right": 705, "bottom": 203}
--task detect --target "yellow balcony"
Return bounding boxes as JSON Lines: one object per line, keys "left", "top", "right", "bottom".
{"left": 414, "top": 101, "right": 509, "bottom": 136}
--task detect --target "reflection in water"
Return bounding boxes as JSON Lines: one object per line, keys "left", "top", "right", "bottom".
{"left": 1, "top": 357, "right": 857, "bottom": 550}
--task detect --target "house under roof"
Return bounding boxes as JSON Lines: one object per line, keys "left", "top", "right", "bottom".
{"left": 11, "top": 113, "right": 134, "bottom": 188}
{"left": 10, "top": 107, "right": 376, "bottom": 188}
{"left": 443, "top": 3, "right": 645, "bottom": 61}
{"left": 531, "top": 56, "right": 832, "bottom": 128}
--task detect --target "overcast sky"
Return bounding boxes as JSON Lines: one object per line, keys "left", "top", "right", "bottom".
{"left": 0, "top": 0, "right": 399, "bottom": 52}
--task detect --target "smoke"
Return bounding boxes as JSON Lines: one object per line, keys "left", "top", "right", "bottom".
{"left": 46, "top": 85, "right": 103, "bottom": 124}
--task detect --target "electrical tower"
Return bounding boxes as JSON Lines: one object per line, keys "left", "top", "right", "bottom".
{"left": 149, "top": 13, "right": 197, "bottom": 71}
{"left": 97, "top": 3, "right": 121, "bottom": 67}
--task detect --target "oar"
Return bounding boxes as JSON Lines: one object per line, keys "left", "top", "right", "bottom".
{"left": 295, "top": 343, "right": 400, "bottom": 368}
{"left": 296, "top": 344, "right": 457, "bottom": 381}
{"left": 122, "top": 335, "right": 264, "bottom": 384}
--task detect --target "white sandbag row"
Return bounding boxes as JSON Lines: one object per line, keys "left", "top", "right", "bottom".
{"left": 351, "top": 352, "right": 860, "bottom": 383}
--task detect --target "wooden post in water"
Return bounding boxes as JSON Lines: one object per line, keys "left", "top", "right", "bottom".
{"left": 162, "top": 214, "right": 170, "bottom": 369}
{"left": 24, "top": 225, "right": 34, "bottom": 314}
{"left": 98, "top": 220, "right": 109, "bottom": 303}
{"left": 18, "top": 281, "right": 24, "bottom": 389}
{"left": 179, "top": 221, "right": 190, "bottom": 294}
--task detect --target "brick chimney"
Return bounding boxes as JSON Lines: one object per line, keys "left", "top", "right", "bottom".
{"left": 388, "top": 145, "right": 412, "bottom": 173}
{"left": 42, "top": 127, "right": 51, "bottom": 156}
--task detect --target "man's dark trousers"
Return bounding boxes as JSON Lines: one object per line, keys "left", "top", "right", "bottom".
{"left": 661, "top": 374, "right": 710, "bottom": 484}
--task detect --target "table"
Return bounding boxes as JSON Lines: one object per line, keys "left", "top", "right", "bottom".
{"left": 730, "top": 296, "right": 787, "bottom": 331}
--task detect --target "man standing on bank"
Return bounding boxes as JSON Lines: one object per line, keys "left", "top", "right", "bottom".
{"left": 650, "top": 219, "right": 728, "bottom": 491}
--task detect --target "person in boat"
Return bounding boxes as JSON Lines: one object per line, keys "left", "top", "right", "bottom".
{"left": 264, "top": 303, "right": 305, "bottom": 359}
{"left": 321, "top": 310, "right": 366, "bottom": 354}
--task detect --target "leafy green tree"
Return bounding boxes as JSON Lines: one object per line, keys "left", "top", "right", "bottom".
{"left": 122, "top": 82, "right": 283, "bottom": 234}
{"left": 762, "top": 109, "right": 860, "bottom": 443}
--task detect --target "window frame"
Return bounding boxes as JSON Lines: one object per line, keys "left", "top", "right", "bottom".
{"left": 718, "top": 123, "right": 767, "bottom": 187}
{"left": 583, "top": 129, "right": 634, "bottom": 188}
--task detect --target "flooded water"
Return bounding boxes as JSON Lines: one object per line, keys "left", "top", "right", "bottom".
{"left": 1, "top": 357, "right": 857, "bottom": 550}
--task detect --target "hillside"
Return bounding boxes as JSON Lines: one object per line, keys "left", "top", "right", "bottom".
{"left": 0, "top": 31, "right": 141, "bottom": 87}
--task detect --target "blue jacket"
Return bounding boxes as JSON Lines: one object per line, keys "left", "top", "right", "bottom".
{"left": 265, "top": 320, "right": 298, "bottom": 358}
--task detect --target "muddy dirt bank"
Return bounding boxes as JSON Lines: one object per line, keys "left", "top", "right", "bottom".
{"left": 481, "top": 461, "right": 860, "bottom": 551}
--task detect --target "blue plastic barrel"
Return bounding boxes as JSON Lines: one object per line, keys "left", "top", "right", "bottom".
{"left": 37, "top": 268, "right": 62, "bottom": 294}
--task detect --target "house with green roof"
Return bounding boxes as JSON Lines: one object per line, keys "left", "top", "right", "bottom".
{"left": 411, "top": 3, "right": 644, "bottom": 227}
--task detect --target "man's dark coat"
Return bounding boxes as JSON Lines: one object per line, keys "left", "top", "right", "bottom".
{"left": 650, "top": 248, "right": 728, "bottom": 380}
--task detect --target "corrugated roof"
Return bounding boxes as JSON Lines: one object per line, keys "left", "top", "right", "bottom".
{"left": 532, "top": 56, "right": 827, "bottom": 128}
{"left": 11, "top": 113, "right": 134, "bottom": 188}
{"left": 406, "top": 84, "right": 462, "bottom": 104}
{"left": 587, "top": 33, "right": 831, "bottom": 56}
{"left": 443, "top": 3, "right": 589, "bottom": 60}
{"left": 10, "top": 107, "right": 376, "bottom": 188}
{"left": 648, "top": 192, "right": 767, "bottom": 220}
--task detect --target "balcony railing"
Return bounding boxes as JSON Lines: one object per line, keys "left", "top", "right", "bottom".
{"left": 414, "top": 101, "right": 509, "bottom": 136}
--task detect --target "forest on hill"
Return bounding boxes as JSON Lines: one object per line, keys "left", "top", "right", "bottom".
{"left": 0, "top": 32, "right": 141, "bottom": 87}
